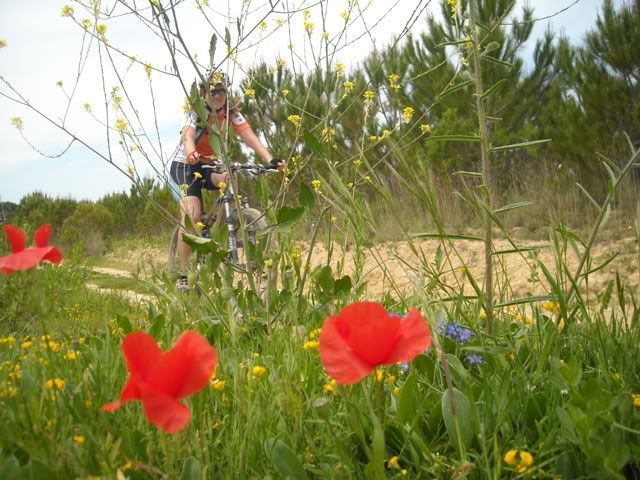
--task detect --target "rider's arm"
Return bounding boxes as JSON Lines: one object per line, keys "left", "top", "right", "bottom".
{"left": 238, "top": 127, "right": 273, "bottom": 164}
{"left": 181, "top": 126, "right": 200, "bottom": 164}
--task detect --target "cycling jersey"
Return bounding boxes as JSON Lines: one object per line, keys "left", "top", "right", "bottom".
{"left": 174, "top": 109, "right": 251, "bottom": 163}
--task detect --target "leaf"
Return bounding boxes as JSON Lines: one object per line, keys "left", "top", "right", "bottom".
{"left": 444, "top": 354, "right": 470, "bottom": 388}
{"left": 410, "top": 232, "right": 484, "bottom": 241}
{"left": 481, "top": 55, "right": 514, "bottom": 68}
{"left": 398, "top": 372, "right": 418, "bottom": 424}
{"left": 150, "top": 314, "right": 166, "bottom": 339}
{"left": 275, "top": 206, "right": 305, "bottom": 231}
{"left": 441, "top": 388, "right": 474, "bottom": 452}
{"left": 181, "top": 457, "right": 201, "bottom": 480}
{"left": 208, "top": 33, "right": 217, "bottom": 67}
{"left": 0, "top": 457, "right": 20, "bottom": 480}
{"left": 575, "top": 183, "right": 601, "bottom": 210}
{"left": 490, "top": 139, "right": 551, "bottom": 152}
{"left": 333, "top": 275, "right": 352, "bottom": 296}
{"left": 492, "top": 244, "right": 550, "bottom": 255}
{"left": 264, "top": 438, "right": 308, "bottom": 479}
{"left": 189, "top": 81, "right": 208, "bottom": 127}
{"left": 494, "top": 295, "right": 553, "bottom": 308}
{"left": 182, "top": 233, "right": 225, "bottom": 256}
{"left": 438, "top": 80, "right": 474, "bottom": 99}
{"left": 452, "top": 170, "right": 482, "bottom": 177}
{"left": 298, "top": 183, "right": 315, "bottom": 210}
{"left": 424, "top": 134, "right": 482, "bottom": 143}
{"left": 116, "top": 314, "right": 133, "bottom": 334}
{"left": 493, "top": 201, "right": 533, "bottom": 214}
{"left": 224, "top": 27, "right": 231, "bottom": 47}
{"left": 303, "top": 130, "right": 324, "bottom": 158}
{"left": 479, "top": 78, "right": 507, "bottom": 98}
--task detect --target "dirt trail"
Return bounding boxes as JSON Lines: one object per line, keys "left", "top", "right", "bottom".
{"left": 96, "top": 236, "right": 640, "bottom": 303}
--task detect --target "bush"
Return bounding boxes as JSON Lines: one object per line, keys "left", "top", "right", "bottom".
{"left": 59, "top": 203, "right": 114, "bottom": 256}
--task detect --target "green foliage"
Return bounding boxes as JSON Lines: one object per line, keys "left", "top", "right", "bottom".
{"left": 59, "top": 202, "right": 114, "bottom": 256}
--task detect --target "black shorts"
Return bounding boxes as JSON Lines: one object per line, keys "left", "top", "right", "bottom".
{"left": 169, "top": 161, "right": 219, "bottom": 201}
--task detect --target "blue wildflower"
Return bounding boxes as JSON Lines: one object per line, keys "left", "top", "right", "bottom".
{"left": 466, "top": 353, "right": 484, "bottom": 366}
{"left": 444, "top": 323, "right": 474, "bottom": 343}
{"left": 398, "top": 362, "right": 409, "bottom": 375}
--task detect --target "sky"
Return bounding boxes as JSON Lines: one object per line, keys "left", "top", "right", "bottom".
{"left": 0, "top": 0, "right": 611, "bottom": 203}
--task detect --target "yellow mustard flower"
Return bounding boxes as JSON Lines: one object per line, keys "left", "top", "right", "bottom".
{"left": 308, "top": 328, "right": 322, "bottom": 339}
{"left": 543, "top": 300, "right": 561, "bottom": 316}
{"left": 64, "top": 351, "right": 78, "bottom": 361}
{"left": 61, "top": 5, "right": 74, "bottom": 17}
{"left": 388, "top": 73, "right": 400, "bottom": 91}
{"left": 259, "top": 20, "right": 268, "bottom": 31}
{"left": 96, "top": 23, "right": 107, "bottom": 40}
{"left": 363, "top": 90, "right": 375, "bottom": 102}
{"left": 83, "top": 102, "right": 92, "bottom": 113}
{"left": 402, "top": 106, "right": 414, "bottom": 124}
{"left": 504, "top": 449, "right": 534, "bottom": 473}
{"left": 211, "top": 379, "right": 225, "bottom": 391}
{"left": 252, "top": 365, "right": 267, "bottom": 378}
{"left": 343, "top": 81, "right": 354, "bottom": 94}
{"left": 335, "top": 62, "right": 345, "bottom": 76}
{"left": 264, "top": 258, "right": 274, "bottom": 268}
{"left": 303, "top": 340, "right": 319, "bottom": 350}
{"left": 321, "top": 127, "right": 335, "bottom": 143}
{"left": 81, "top": 18, "right": 93, "bottom": 29}
{"left": 20, "top": 340, "right": 32, "bottom": 349}
{"left": 195, "top": 221, "right": 205, "bottom": 231}
{"left": 323, "top": 379, "right": 336, "bottom": 394}
{"left": 144, "top": 63, "right": 153, "bottom": 78}
{"left": 46, "top": 378, "right": 65, "bottom": 390}
{"left": 73, "top": 435, "right": 85, "bottom": 445}
{"left": 393, "top": 386, "right": 401, "bottom": 396}
{"left": 10, "top": 117, "right": 24, "bottom": 131}
{"left": 388, "top": 456, "right": 400, "bottom": 469}
{"left": 311, "top": 179, "right": 322, "bottom": 194}
{"left": 287, "top": 114, "right": 301, "bottom": 128}
{"left": 193, "top": 171, "right": 202, "bottom": 180}
{"left": 115, "top": 118, "right": 127, "bottom": 133}
{"left": 420, "top": 123, "right": 432, "bottom": 134}
{"left": 0, "top": 40, "right": 7, "bottom": 48}
{"left": 632, "top": 394, "right": 640, "bottom": 408}
{"left": 244, "top": 88, "right": 256, "bottom": 99}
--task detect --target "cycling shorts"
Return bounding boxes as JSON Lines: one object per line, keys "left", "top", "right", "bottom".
{"left": 169, "top": 161, "right": 220, "bottom": 202}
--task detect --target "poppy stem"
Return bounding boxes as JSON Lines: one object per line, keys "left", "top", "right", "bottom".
{"left": 364, "top": 378, "right": 386, "bottom": 480}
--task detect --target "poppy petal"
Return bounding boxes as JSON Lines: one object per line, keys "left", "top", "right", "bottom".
{"left": 141, "top": 391, "right": 191, "bottom": 433}
{"left": 335, "top": 302, "right": 401, "bottom": 366}
{"left": 122, "top": 331, "right": 163, "bottom": 380}
{"left": 385, "top": 308, "right": 432, "bottom": 364}
{"left": 319, "top": 313, "right": 375, "bottom": 384}
{"left": 100, "top": 400, "right": 123, "bottom": 412}
{"left": 148, "top": 331, "right": 217, "bottom": 398}
{"left": 41, "top": 247, "right": 63, "bottom": 264}
{"left": 0, "top": 250, "right": 46, "bottom": 274}
{"left": 4, "top": 225, "right": 26, "bottom": 253}
{"left": 33, "top": 224, "right": 52, "bottom": 248}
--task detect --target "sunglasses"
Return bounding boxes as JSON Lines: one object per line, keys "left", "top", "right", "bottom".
{"left": 208, "top": 87, "right": 227, "bottom": 97}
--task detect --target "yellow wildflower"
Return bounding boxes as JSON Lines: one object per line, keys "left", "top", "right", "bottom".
{"left": 46, "top": 378, "right": 65, "bottom": 390}
{"left": 303, "top": 340, "right": 319, "bottom": 350}
{"left": 388, "top": 456, "right": 400, "bottom": 469}
{"left": 311, "top": 179, "right": 321, "bottom": 194}
{"left": 61, "top": 5, "right": 74, "bottom": 17}
{"left": 402, "top": 106, "right": 414, "bottom": 123}
{"left": 211, "top": 379, "right": 226, "bottom": 391}
{"left": 543, "top": 300, "right": 561, "bottom": 316}
{"left": 83, "top": 102, "right": 92, "bottom": 113}
{"left": 369, "top": 135, "right": 379, "bottom": 142}
{"left": 375, "top": 368, "right": 384, "bottom": 382}
{"left": 323, "top": 379, "right": 336, "bottom": 394}
{"left": 264, "top": 258, "right": 274, "bottom": 268}
{"left": 321, "top": 127, "right": 335, "bottom": 143}
{"left": 10, "top": 117, "right": 24, "bottom": 131}
{"left": 275, "top": 18, "right": 285, "bottom": 28}
{"left": 389, "top": 73, "right": 400, "bottom": 91}
{"left": 144, "top": 63, "right": 153, "bottom": 78}
{"left": 330, "top": 216, "right": 337, "bottom": 223}
{"left": 335, "top": 62, "right": 345, "bottom": 76}
{"left": 386, "top": 374, "right": 396, "bottom": 384}
{"left": 56, "top": 80, "right": 63, "bottom": 88}
{"left": 343, "top": 81, "right": 354, "bottom": 94}
{"left": 64, "top": 351, "right": 78, "bottom": 361}
{"left": 81, "top": 18, "right": 93, "bottom": 29}
{"left": 304, "top": 20, "right": 315, "bottom": 34}
{"left": 20, "top": 340, "right": 32, "bottom": 349}
{"left": 308, "top": 328, "right": 322, "bottom": 339}
{"left": 73, "top": 435, "right": 85, "bottom": 445}
{"left": 479, "top": 308, "right": 487, "bottom": 320}
{"left": 632, "top": 394, "right": 640, "bottom": 408}
{"left": 195, "top": 222, "right": 205, "bottom": 231}
{"left": 447, "top": 0, "right": 459, "bottom": 16}
{"left": 179, "top": 183, "right": 188, "bottom": 196}
{"left": 504, "top": 449, "right": 534, "bottom": 473}
{"left": 0, "top": 40, "right": 7, "bottom": 48}
{"left": 420, "top": 123, "right": 432, "bottom": 134}
{"left": 252, "top": 365, "right": 267, "bottom": 378}
{"left": 115, "top": 118, "right": 127, "bottom": 133}
{"left": 363, "top": 90, "right": 375, "bottom": 102}
{"left": 193, "top": 171, "right": 202, "bottom": 180}
{"left": 287, "top": 114, "right": 301, "bottom": 128}
{"left": 277, "top": 57, "right": 287, "bottom": 67}
{"left": 259, "top": 20, "right": 268, "bottom": 31}
{"left": 393, "top": 386, "right": 401, "bottom": 396}
{"left": 381, "top": 129, "right": 391, "bottom": 138}
{"left": 96, "top": 23, "right": 107, "bottom": 40}
{"left": 281, "top": 89, "right": 290, "bottom": 97}
{"left": 85, "top": 399, "right": 93, "bottom": 408}
{"left": 322, "top": 31, "right": 329, "bottom": 40}
{"left": 244, "top": 88, "right": 256, "bottom": 99}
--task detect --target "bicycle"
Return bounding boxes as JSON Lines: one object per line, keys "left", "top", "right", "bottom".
{"left": 168, "top": 159, "right": 279, "bottom": 288}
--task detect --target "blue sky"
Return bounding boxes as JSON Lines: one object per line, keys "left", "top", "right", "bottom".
{"left": 0, "top": 0, "right": 613, "bottom": 203}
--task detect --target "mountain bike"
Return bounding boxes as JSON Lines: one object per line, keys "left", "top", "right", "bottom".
{"left": 167, "top": 160, "right": 278, "bottom": 288}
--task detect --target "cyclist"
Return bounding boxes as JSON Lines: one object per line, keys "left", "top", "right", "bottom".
{"left": 169, "top": 69, "right": 285, "bottom": 291}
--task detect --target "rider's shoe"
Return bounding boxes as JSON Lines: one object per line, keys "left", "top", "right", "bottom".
{"left": 175, "top": 274, "right": 190, "bottom": 293}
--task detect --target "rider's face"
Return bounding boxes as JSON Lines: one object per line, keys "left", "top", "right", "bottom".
{"left": 207, "top": 86, "right": 227, "bottom": 110}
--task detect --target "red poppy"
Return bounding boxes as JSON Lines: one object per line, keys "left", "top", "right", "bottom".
{"left": 319, "top": 302, "right": 432, "bottom": 384}
{"left": 101, "top": 330, "right": 217, "bottom": 433}
{"left": 0, "top": 224, "right": 62, "bottom": 275}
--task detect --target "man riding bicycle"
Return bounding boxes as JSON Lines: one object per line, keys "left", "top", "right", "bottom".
{"left": 169, "top": 69, "right": 286, "bottom": 291}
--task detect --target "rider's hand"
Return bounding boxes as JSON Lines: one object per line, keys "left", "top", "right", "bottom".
{"left": 269, "top": 157, "right": 287, "bottom": 171}
{"left": 186, "top": 150, "right": 201, "bottom": 165}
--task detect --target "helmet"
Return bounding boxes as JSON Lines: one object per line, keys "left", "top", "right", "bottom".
{"left": 201, "top": 69, "right": 231, "bottom": 93}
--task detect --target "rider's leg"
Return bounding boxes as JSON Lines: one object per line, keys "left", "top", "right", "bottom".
{"left": 177, "top": 195, "right": 202, "bottom": 272}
